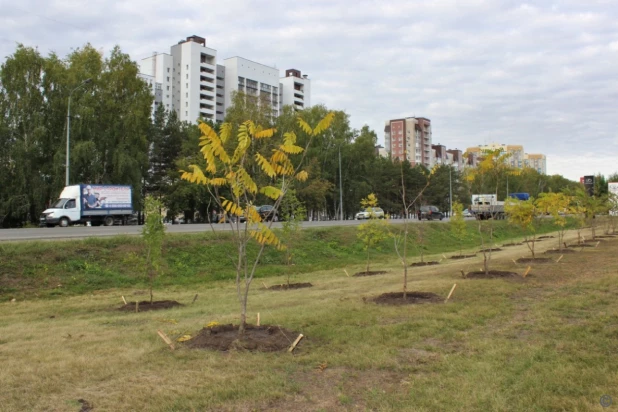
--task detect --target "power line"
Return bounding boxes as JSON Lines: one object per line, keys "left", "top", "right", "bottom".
{"left": 8, "top": 6, "right": 88, "bottom": 31}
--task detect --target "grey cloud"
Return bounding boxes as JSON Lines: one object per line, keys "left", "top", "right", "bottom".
{"left": 2, "top": 0, "right": 617, "bottom": 180}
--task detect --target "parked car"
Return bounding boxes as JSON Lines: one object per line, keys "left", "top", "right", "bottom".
{"left": 355, "top": 207, "right": 385, "bottom": 220}
{"left": 462, "top": 208, "right": 473, "bottom": 218}
{"left": 420, "top": 205, "right": 444, "bottom": 220}
{"left": 257, "top": 205, "right": 279, "bottom": 222}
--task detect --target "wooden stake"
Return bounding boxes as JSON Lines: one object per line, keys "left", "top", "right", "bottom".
{"left": 192, "top": 294, "right": 198, "bottom": 304}
{"left": 122, "top": 296, "right": 127, "bottom": 305}
{"left": 262, "top": 282, "right": 269, "bottom": 289}
{"left": 135, "top": 301, "right": 139, "bottom": 313}
{"left": 512, "top": 259, "right": 517, "bottom": 264}
{"left": 460, "top": 270, "right": 466, "bottom": 279}
{"left": 157, "top": 330, "right": 175, "bottom": 351}
{"left": 523, "top": 266, "right": 532, "bottom": 278}
{"left": 595, "top": 241, "right": 600, "bottom": 248}
{"left": 257, "top": 312, "right": 260, "bottom": 326}
{"left": 344, "top": 269, "right": 350, "bottom": 277}
{"left": 288, "top": 334, "right": 304, "bottom": 353}
{"left": 444, "top": 284, "right": 457, "bottom": 303}
{"left": 442, "top": 254, "right": 447, "bottom": 259}
{"left": 556, "top": 255, "right": 564, "bottom": 263}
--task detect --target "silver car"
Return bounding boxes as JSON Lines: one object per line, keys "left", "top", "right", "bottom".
{"left": 355, "top": 207, "right": 385, "bottom": 220}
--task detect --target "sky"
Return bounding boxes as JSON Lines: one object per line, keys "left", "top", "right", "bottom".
{"left": 2, "top": 0, "right": 617, "bottom": 182}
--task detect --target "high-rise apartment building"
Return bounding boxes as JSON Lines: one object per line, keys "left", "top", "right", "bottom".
{"left": 139, "top": 35, "right": 311, "bottom": 123}
{"left": 384, "top": 117, "right": 433, "bottom": 167}
{"left": 138, "top": 52, "right": 174, "bottom": 113}
{"left": 169, "top": 36, "right": 218, "bottom": 123}
{"left": 280, "top": 69, "right": 311, "bottom": 110}
{"left": 223, "top": 57, "right": 281, "bottom": 117}
{"left": 432, "top": 144, "right": 464, "bottom": 170}
{"left": 465, "top": 143, "right": 547, "bottom": 174}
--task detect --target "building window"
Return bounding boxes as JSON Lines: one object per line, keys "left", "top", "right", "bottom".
{"left": 167, "top": 77, "right": 170, "bottom": 82}
{"left": 186, "top": 92, "right": 188, "bottom": 98}
{"left": 186, "top": 111, "right": 188, "bottom": 116}
{"left": 186, "top": 74, "right": 189, "bottom": 79}
{"left": 186, "top": 65, "right": 189, "bottom": 70}
{"left": 186, "top": 102, "right": 188, "bottom": 107}
{"left": 166, "top": 86, "right": 169, "bottom": 91}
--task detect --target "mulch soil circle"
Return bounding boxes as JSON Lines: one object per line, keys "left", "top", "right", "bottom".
{"left": 537, "top": 235, "right": 555, "bottom": 239}
{"left": 353, "top": 270, "right": 387, "bottom": 277}
{"left": 449, "top": 254, "right": 476, "bottom": 259}
{"left": 583, "top": 238, "right": 604, "bottom": 242}
{"left": 596, "top": 235, "right": 616, "bottom": 238}
{"left": 185, "top": 324, "right": 301, "bottom": 352}
{"left": 568, "top": 243, "right": 593, "bottom": 248}
{"left": 118, "top": 300, "right": 182, "bottom": 312}
{"left": 478, "top": 248, "right": 503, "bottom": 252}
{"left": 267, "top": 283, "right": 313, "bottom": 291}
{"left": 465, "top": 270, "right": 521, "bottom": 279}
{"left": 544, "top": 249, "right": 576, "bottom": 254}
{"left": 373, "top": 291, "right": 442, "bottom": 305}
{"left": 410, "top": 261, "right": 440, "bottom": 267}
{"left": 502, "top": 243, "right": 523, "bottom": 247}
{"left": 516, "top": 257, "right": 553, "bottom": 264}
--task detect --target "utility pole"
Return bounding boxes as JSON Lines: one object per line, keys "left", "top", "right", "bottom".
{"left": 449, "top": 166, "right": 453, "bottom": 218}
{"left": 339, "top": 145, "right": 344, "bottom": 220}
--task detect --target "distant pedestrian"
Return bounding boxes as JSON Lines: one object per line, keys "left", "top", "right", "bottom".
{"left": 417, "top": 210, "right": 421, "bottom": 220}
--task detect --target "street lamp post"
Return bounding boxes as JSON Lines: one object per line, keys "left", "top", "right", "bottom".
{"left": 449, "top": 166, "right": 453, "bottom": 218}
{"left": 339, "top": 145, "right": 343, "bottom": 220}
{"left": 66, "top": 78, "right": 92, "bottom": 186}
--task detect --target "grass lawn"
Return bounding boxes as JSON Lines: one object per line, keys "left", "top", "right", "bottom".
{"left": 1, "top": 224, "right": 617, "bottom": 410}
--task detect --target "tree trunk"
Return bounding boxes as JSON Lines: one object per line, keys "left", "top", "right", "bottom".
{"left": 366, "top": 247, "right": 370, "bottom": 274}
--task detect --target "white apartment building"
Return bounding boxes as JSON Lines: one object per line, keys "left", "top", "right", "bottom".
{"left": 138, "top": 52, "right": 174, "bottom": 113}
{"left": 384, "top": 117, "right": 433, "bottom": 168}
{"left": 137, "top": 73, "right": 162, "bottom": 117}
{"left": 223, "top": 57, "right": 281, "bottom": 117}
{"left": 280, "top": 69, "right": 311, "bottom": 110}
{"left": 465, "top": 143, "right": 547, "bottom": 174}
{"left": 139, "top": 35, "right": 311, "bottom": 123}
{"left": 170, "top": 36, "right": 218, "bottom": 123}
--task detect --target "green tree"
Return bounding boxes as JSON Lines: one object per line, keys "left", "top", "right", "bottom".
{"left": 181, "top": 113, "right": 334, "bottom": 334}
{"left": 142, "top": 195, "right": 166, "bottom": 303}
{"left": 505, "top": 198, "right": 539, "bottom": 258}
{"left": 536, "top": 192, "right": 571, "bottom": 251}
{"left": 357, "top": 194, "right": 390, "bottom": 274}
{"left": 278, "top": 188, "right": 307, "bottom": 287}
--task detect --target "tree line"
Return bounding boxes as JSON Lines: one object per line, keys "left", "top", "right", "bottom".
{"left": 0, "top": 43, "right": 598, "bottom": 227}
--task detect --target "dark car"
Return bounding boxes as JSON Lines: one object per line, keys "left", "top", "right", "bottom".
{"left": 257, "top": 205, "right": 279, "bottom": 222}
{"left": 420, "top": 205, "right": 444, "bottom": 220}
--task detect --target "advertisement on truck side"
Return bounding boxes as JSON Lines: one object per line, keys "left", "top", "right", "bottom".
{"left": 80, "top": 185, "right": 132, "bottom": 210}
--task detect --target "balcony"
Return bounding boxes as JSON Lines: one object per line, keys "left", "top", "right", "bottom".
{"left": 200, "top": 85, "right": 214, "bottom": 92}
{"left": 200, "top": 75, "right": 214, "bottom": 84}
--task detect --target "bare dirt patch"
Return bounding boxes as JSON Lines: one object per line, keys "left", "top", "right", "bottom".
{"left": 117, "top": 300, "right": 182, "bottom": 312}
{"left": 450, "top": 254, "right": 476, "bottom": 259}
{"left": 516, "top": 257, "right": 553, "bottom": 264}
{"left": 185, "top": 324, "right": 300, "bottom": 352}
{"left": 537, "top": 235, "right": 555, "bottom": 239}
{"left": 596, "top": 235, "right": 616, "bottom": 238}
{"left": 353, "top": 270, "right": 387, "bottom": 277}
{"left": 78, "top": 399, "right": 93, "bottom": 412}
{"left": 568, "top": 243, "right": 593, "bottom": 248}
{"left": 373, "top": 292, "right": 442, "bottom": 305}
{"left": 465, "top": 270, "right": 521, "bottom": 279}
{"left": 267, "top": 283, "right": 313, "bottom": 291}
{"left": 478, "top": 248, "right": 503, "bottom": 252}
{"left": 502, "top": 242, "right": 523, "bottom": 247}
{"left": 410, "top": 261, "right": 439, "bottom": 267}
{"left": 544, "top": 249, "right": 576, "bottom": 254}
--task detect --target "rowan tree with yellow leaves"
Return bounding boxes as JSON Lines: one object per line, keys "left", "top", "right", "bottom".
{"left": 181, "top": 112, "right": 334, "bottom": 334}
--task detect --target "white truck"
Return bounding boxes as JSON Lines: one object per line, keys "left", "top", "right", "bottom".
{"left": 470, "top": 194, "right": 506, "bottom": 220}
{"left": 40, "top": 184, "right": 134, "bottom": 227}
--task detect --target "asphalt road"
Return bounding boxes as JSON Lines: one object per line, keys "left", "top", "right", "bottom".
{"left": 0, "top": 217, "right": 453, "bottom": 242}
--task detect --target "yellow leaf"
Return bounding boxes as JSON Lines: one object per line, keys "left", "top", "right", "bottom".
{"left": 296, "top": 170, "right": 309, "bottom": 182}
{"left": 219, "top": 122, "right": 232, "bottom": 143}
{"left": 237, "top": 167, "right": 258, "bottom": 194}
{"left": 221, "top": 199, "right": 243, "bottom": 216}
{"left": 255, "top": 153, "right": 277, "bottom": 178}
{"left": 205, "top": 321, "right": 220, "bottom": 328}
{"left": 312, "top": 111, "right": 336, "bottom": 136}
{"left": 176, "top": 335, "right": 192, "bottom": 342}
{"left": 180, "top": 165, "right": 209, "bottom": 185}
{"left": 270, "top": 149, "right": 288, "bottom": 164}
{"left": 297, "top": 117, "right": 313, "bottom": 135}
{"left": 280, "top": 144, "right": 304, "bottom": 154}
{"left": 198, "top": 122, "right": 218, "bottom": 141}
{"left": 283, "top": 132, "right": 297, "bottom": 146}
{"left": 209, "top": 178, "right": 227, "bottom": 187}
{"left": 260, "top": 186, "right": 282, "bottom": 200}
{"left": 255, "top": 128, "right": 276, "bottom": 139}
